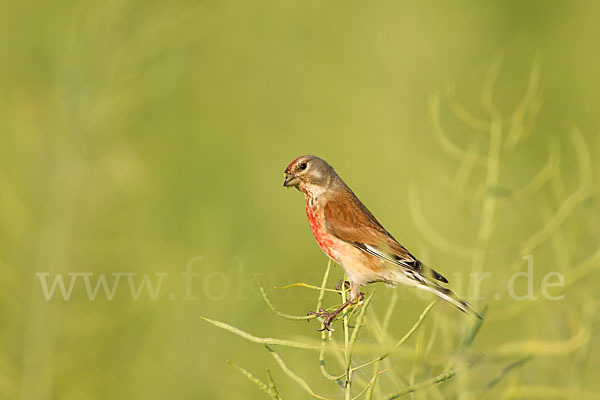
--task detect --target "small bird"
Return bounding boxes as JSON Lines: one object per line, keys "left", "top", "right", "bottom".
{"left": 283, "top": 155, "right": 480, "bottom": 331}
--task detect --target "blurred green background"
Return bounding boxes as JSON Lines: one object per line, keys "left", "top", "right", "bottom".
{"left": 1, "top": 0, "right": 599, "bottom": 399}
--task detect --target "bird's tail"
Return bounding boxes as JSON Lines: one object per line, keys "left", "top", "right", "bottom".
{"left": 416, "top": 280, "right": 481, "bottom": 319}
{"left": 385, "top": 262, "right": 481, "bottom": 319}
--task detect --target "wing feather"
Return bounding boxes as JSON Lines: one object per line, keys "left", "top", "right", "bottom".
{"left": 323, "top": 192, "right": 448, "bottom": 283}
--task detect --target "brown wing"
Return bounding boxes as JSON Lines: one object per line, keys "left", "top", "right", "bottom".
{"left": 323, "top": 191, "right": 448, "bottom": 283}
{"left": 323, "top": 193, "right": 418, "bottom": 266}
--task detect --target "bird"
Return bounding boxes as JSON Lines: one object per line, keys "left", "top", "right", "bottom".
{"left": 283, "top": 155, "right": 480, "bottom": 331}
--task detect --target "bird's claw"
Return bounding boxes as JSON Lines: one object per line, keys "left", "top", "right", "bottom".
{"left": 335, "top": 279, "right": 351, "bottom": 291}
{"left": 307, "top": 309, "right": 336, "bottom": 331}
{"left": 358, "top": 292, "right": 366, "bottom": 305}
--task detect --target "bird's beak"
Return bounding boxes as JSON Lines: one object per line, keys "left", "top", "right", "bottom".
{"left": 283, "top": 173, "right": 298, "bottom": 187}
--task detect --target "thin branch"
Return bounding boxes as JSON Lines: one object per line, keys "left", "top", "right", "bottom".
{"left": 510, "top": 142, "right": 558, "bottom": 202}
{"left": 266, "top": 369, "right": 282, "bottom": 400}
{"left": 453, "top": 142, "right": 483, "bottom": 201}
{"left": 315, "top": 261, "right": 332, "bottom": 310}
{"left": 353, "top": 368, "right": 389, "bottom": 400}
{"left": 394, "top": 301, "right": 436, "bottom": 348}
{"left": 471, "top": 85, "right": 503, "bottom": 277}
{"left": 517, "top": 187, "right": 594, "bottom": 257}
{"left": 276, "top": 282, "right": 341, "bottom": 293}
{"left": 345, "top": 301, "right": 436, "bottom": 375}
{"left": 409, "top": 183, "right": 475, "bottom": 259}
{"left": 445, "top": 82, "right": 490, "bottom": 132}
{"left": 491, "top": 327, "right": 590, "bottom": 357}
{"left": 481, "top": 54, "right": 502, "bottom": 117}
{"left": 256, "top": 276, "right": 315, "bottom": 320}
{"left": 201, "top": 317, "right": 329, "bottom": 351}
{"left": 499, "top": 385, "right": 600, "bottom": 400}
{"left": 346, "top": 293, "right": 375, "bottom": 372}
{"left": 570, "top": 127, "right": 593, "bottom": 188}
{"left": 483, "top": 356, "right": 533, "bottom": 390}
{"left": 226, "top": 360, "right": 276, "bottom": 399}
{"left": 493, "top": 246, "right": 600, "bottom": 321}
{"left": 505, "top": 54, "right": 541, "bottom": 151}
{"left": 380, "top": 369, "right": 456, "bottom": 399}
{"left": 317, "top": 262, "right": 342, "bottom": 382}
{"left": 429, "top": 93, "right": 486, "bottom": 163}
{"left": 460, "top": 306, "right": 487, "bottom": 350}
{"left": 342, "top": 278, "right": 352, "bottom": 400}
{"left": 382, "top": 291, "right": 398, "bottom": 332}
{"left": 430, "top": 93, "right": 466, "bottom": 160}
{"left": 266, "top": 346, "right": 331, "bottom": 400}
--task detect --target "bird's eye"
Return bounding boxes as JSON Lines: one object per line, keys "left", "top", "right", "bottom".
{"left": 299, "top": 162, "right": 307, "bottom": 170}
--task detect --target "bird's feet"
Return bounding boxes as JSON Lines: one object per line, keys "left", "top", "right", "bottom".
{"left": 307, "top": 308, "right": 337, "bottom": 331}
{"left": 307, "top": 293, "right": 366, "bottom": 332}
{"left": 335, "top": 279, "right": 351, "bottom": 291}
{"left": 356, "top": 292, "right": 365, "bottom": 306}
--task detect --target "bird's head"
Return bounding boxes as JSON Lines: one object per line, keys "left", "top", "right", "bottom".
{"left": 283, "top": 155, "right": 335, "bottom": 194}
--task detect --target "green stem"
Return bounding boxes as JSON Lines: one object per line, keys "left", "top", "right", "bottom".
{"left": 256, "top": 276, "right": 315, "bottom": 320}
{"left": 381, "top": 369, "right": 456, "bottom": 399}
{"left": 266, "top": 346, "right": 331, "bottom": 400}
{"left": 343, "top": 301, "right": 435, "bottom": 376}
{"left": 342, "top": 280, "right": 351, "bottom": 400}
{"left": 317, "top": 262, "right": 340, "bottom": 381}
